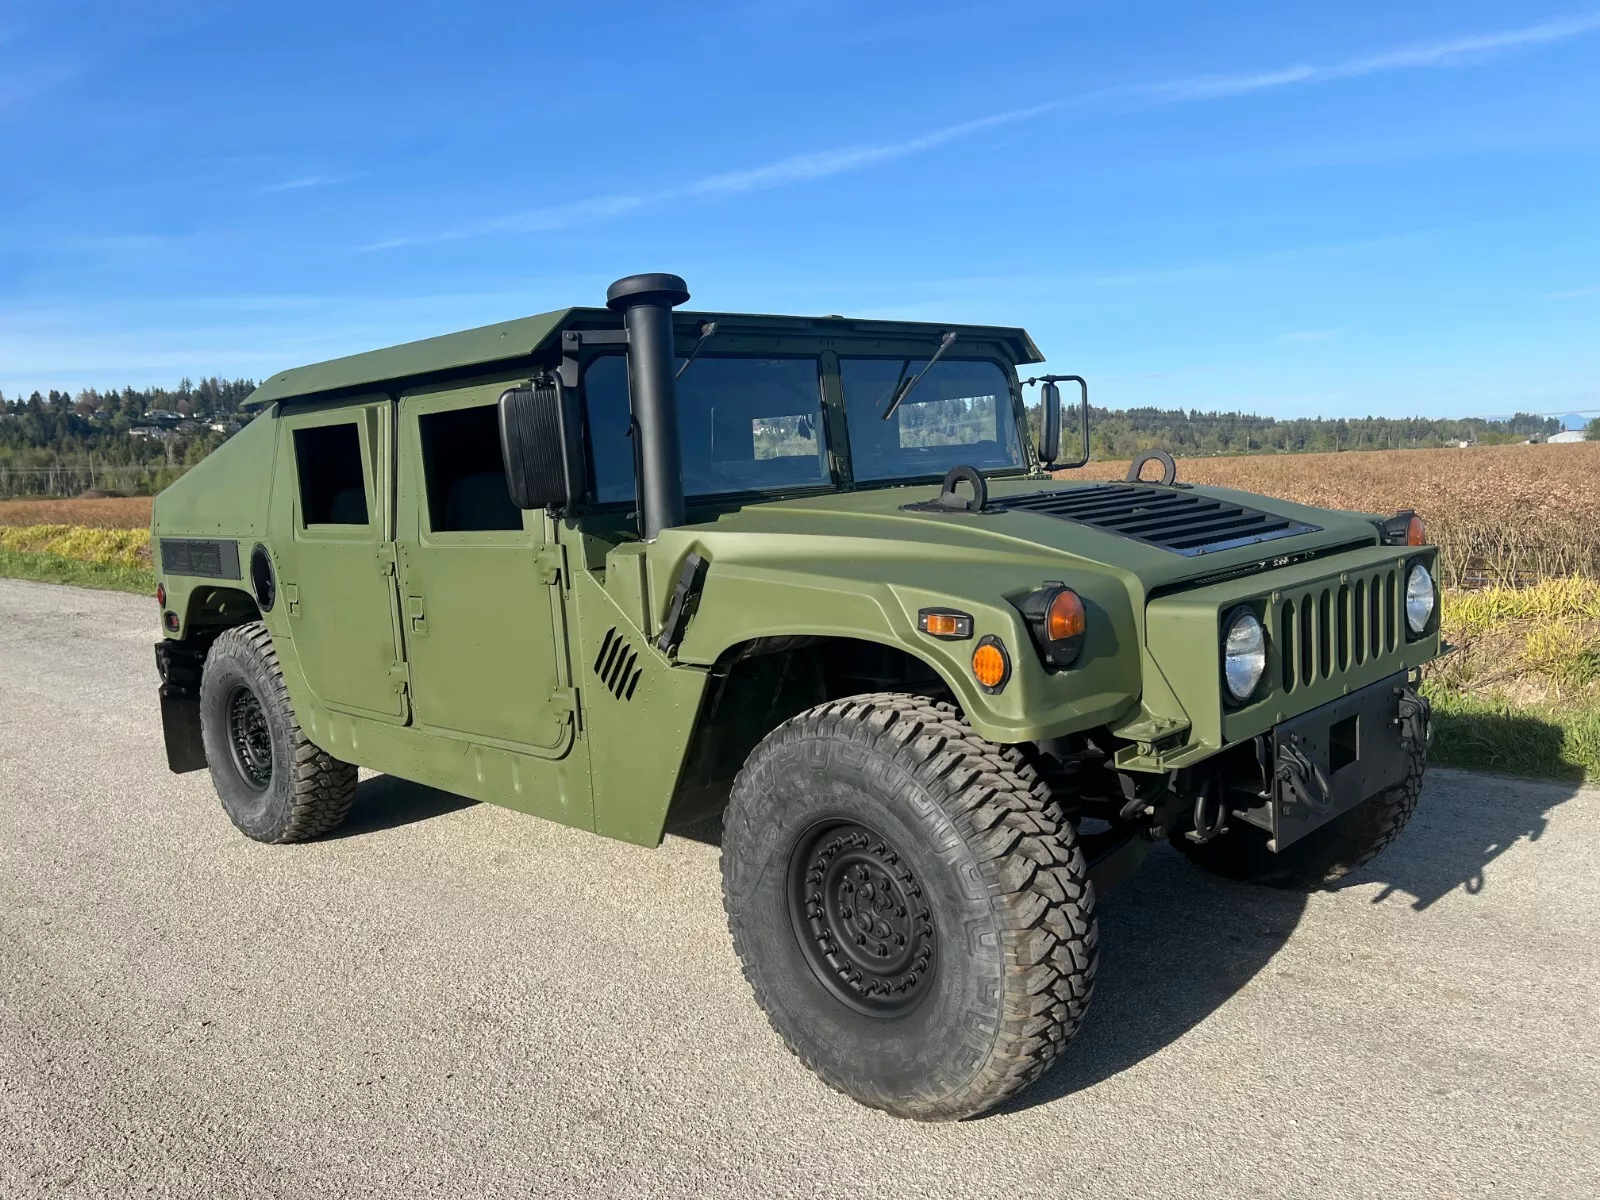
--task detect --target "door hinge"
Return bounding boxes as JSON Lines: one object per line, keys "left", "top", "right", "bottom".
{"left": 388, "top": 663, "right": 409, "bottom": 694}
{"left": 376, "top": 542, "right": 398, "bottom": 576}
{"left": 546, "top": 686, "right": 578, "bottom": 733}
{"left": 536, "top": 544, "right": 564, "bottom": 586}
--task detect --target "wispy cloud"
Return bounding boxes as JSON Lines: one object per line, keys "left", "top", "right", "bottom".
{"left": 261, "top": 172, "right": 365, "bottom": 193}
{"left": 1282, "top": 329, "right": 1341, "bottom": 343}
{"left": 1546, "top": 284, "right": 1600, "bottom": 299}
{"left": 1126, "top": 13, "right": 1600, "bottom": 103}
{"left": 362, "top": 13, "right": 1600, "bottom": 250}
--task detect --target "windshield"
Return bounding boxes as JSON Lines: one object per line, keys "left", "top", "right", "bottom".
{"left": 586, "top": 355, "right": 829, "bottom": 503}
{"left": 839, "top": 358, "right": 1024, "bottom": 481}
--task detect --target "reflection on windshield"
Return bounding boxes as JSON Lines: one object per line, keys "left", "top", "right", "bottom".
{"left": 586, "top": 355, "right": 828, "bottom": 503}
{"left": 840, "top": 358, "right": 1023, "bottom": 481}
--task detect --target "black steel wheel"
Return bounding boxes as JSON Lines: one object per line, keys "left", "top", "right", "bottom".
{"left": 225, "top": 684, "right": 274, "bottom": 791}
{"left": 198, "top": 622, "right": 358, "bottom": 843}
{"left": 722, "top": 692, "right": 1097, "bottom": 1121}
{"left": 787, "top": 819, "right": 937, "bottom": 1018}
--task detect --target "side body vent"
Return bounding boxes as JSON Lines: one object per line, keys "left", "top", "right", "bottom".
{"left": 989, "top": 484, "right": 1320, "bottom": 556}
{"left": 593, "top": 627, "right": 643, "bottom": 701}
{"left": 159, "top": 538, "right": 242, "bottom": 580}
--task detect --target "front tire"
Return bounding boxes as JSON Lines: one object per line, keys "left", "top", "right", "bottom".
{"left": 199, "top": 622, "right": 358, "bottom": 843}
{"left": 721, "top": 694, "right": 1097, "bottom": 1121}
{"left": 1172, "top": 741, "right": 1427, "bottom": 889}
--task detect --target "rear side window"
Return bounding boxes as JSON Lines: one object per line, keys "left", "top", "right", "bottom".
{"left": 294, "top": 424, "right": 369, "bottom": 526}
{"left": 418, "top": 404, "right": 522, "bottom": 533}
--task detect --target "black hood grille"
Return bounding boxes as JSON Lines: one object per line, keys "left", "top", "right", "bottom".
{"left": 989, "top": 483, "right": 1320, "bottom": 556}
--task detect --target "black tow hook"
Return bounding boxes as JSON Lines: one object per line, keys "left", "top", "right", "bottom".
{"left": 1277, "top": 742, "right": 1332, "bottom": 815}
{"left": 1184, "top": 775, "right": 1230, "bottom": 845}
{"left": 1397, "top": 687, "right": 1433, "bottom": 754}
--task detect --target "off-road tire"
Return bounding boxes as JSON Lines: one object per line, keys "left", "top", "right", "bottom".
{"left": 721, "top": 693, "right": 1097, "bottom": 1121}
{"left": 199, "top": 622, "right": 358, "bottom": 843}
{"left": 1172, "top": 745, "right": 1426, "bottom": 889}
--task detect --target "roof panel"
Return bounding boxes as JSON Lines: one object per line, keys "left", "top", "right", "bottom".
{"left": 243, "top": 306, "right": 1042, "bottom": 409}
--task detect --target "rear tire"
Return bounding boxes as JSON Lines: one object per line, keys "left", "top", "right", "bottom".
{"left": 721, "top": 693, "right": 1097, "bottom": 1121}
{"left": 199, "top": 622, "right": 358, "bottom": 843}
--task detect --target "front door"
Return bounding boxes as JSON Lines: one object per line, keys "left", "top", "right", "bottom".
{"left": 395, "top": 379, "right": 572, "bottom": 754}
{"left": 272, "top": 399, "right": 409, "bottom": 722}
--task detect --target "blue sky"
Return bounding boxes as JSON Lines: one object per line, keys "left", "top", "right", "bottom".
{"left": 2, "top": 0, "right": 1597, "bottom": 419}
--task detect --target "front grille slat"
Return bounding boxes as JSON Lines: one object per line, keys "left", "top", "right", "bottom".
{"left": 1271, "top": 569, "right": 1406, "bottom": 702}
{"left": 984, "top": 483, "right": 1319, "bottom": 556}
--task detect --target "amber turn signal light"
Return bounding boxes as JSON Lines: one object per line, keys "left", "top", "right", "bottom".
{"left": 1044, "top": 588, "right": 1086, "bottom": 641}
{"left": 1015, "top": 583, "right": 1087, "bottom": 669}
{"left": 918, "top": 608, "right": 974, "bottom": 640}
{"left": 971, "top": 636, "right": 1010, "bottom": 693}
{"left": 1380, "top": 509, "right": 1426, "bottom": 547}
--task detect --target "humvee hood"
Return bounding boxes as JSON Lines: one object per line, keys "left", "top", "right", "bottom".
{"left": 694, "top": 477, "right": 1379, "bottom": 591}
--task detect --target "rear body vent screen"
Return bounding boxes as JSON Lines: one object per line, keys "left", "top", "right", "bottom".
{"left": 990, "top": 484, "right": 1320, "bottom": 556}
{"left": 159, "top": 538, "right": 242, "bottom": 580}
{"left": 593, "top": 627, "right": 643, "bottom": 701}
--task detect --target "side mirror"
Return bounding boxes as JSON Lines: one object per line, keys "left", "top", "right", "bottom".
{"left": 499, "top": 378, "right": 587, "bottom": 511}
{"left": 1038, "top": 381, "right": 1062, "bottom": 465}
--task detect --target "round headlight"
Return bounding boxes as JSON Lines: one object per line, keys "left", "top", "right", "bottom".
{"left": 1406, "top": 563, "right": 1435, "bottom": 634}
{"left": 1222, "top": 608, "right": 1267, "bottom": 702}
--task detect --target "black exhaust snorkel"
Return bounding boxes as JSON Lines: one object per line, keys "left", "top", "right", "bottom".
{"left": 606, "top": 272, "right": 691, "bottom": 540}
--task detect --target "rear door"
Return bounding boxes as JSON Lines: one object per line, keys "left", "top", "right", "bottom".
{"left": 394, "top": 378, "right": 574, "bottom": 755}
{"left": 271, "top": 399, "right": 410, "bottom": 722}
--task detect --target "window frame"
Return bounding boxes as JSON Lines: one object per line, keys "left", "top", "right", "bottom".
{"left": 402, "top": 385, "right": 534, "bottom": 545}
{"left": 290, "top": 416, "right": 375, "bottom": 532}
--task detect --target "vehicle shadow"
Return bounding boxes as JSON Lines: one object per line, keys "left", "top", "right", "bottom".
{"left": 323, "top": 773, "right": 479, "bottom": 839}
{"left": 995, "top": 764, "right": 1584, "bottom": 1116}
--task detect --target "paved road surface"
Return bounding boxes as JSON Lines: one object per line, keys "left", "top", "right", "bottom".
{"left": 2, "top": 579, "right": 1597, "bottom": 1199}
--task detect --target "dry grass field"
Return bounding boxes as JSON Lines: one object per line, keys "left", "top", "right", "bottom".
{"left": 1078, "top": 441, "right": 1600, "bottom": 587}
{"left": 0, "top": 495, "right": 153, "bottom": 529}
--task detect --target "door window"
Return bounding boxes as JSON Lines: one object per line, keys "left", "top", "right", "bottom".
{"left": 417, "top": 404, "right": 522, "bottom": 532}
{"left": 293, "top": 424, "right": 369, "bottom": 526}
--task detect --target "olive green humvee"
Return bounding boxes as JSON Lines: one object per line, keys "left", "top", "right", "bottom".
{"left": 151, "top": 273, "right": 1439, "bottom": 1120}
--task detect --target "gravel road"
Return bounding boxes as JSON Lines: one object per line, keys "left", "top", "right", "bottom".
{"left": 2, "top": 578, "right": 1597, "bottom": 1199}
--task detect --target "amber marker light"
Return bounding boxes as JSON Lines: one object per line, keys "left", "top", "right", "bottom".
{"left": 971, "top": 636, "right": 1010, "bottom": 693}
{"left": 918, "top": 608, "right": 974, "bottom": 640}
{"left": 1406, "top": 514, "right": 1426, "bottom": 546}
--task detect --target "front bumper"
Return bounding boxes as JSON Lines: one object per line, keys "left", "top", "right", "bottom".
{"left": 1231, "top": 670, "right": 1430, "bottom": 851}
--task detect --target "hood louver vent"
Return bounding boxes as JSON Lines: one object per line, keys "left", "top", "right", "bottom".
{"left": 594, "top": 628, "right": 643, "bottom": 701}
{"left": 989, "top": 483, "right": 1320, "bottom": 556}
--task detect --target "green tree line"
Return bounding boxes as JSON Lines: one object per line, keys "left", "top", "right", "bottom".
{"left": 0, "top": 377, "right": 1573, "bottom": 498}
{"left": 1040, "top": 404, "right": 1562, "bottom": 458}
{"left": 0, "top": 378, "right": 256, "bottom": 497}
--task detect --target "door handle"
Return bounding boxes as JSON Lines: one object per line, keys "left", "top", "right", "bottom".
{"left": 406, "top": 595, "right": 427, "bottom": 636}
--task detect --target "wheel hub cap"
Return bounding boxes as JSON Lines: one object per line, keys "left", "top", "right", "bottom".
{"left": 788, "top": 821, "right": 936, "bottom": 1017}
{"left": 226, "top": 685, "right": 273, "bottom": 791}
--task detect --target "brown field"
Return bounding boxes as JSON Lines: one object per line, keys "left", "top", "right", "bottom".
{"left": 1076, "top": 440, "right": 1600, "bottom": 586}
{"left": 0, "top": 495, "right": 152, "bottom": 529}
{"left": 3, "top": 441, "right": 1594, "bottom": 586}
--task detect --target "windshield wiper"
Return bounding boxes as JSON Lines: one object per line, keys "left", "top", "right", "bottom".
{"left": 675, "top": 321, "right": 718, "bottom": 381}
{"left": 881, "top": 331, "right": 957, "bottom": 421}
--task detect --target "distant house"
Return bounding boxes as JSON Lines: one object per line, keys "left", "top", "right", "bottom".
{"left": 1548, "top": 430, "right": 1587, "bottom": 444}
